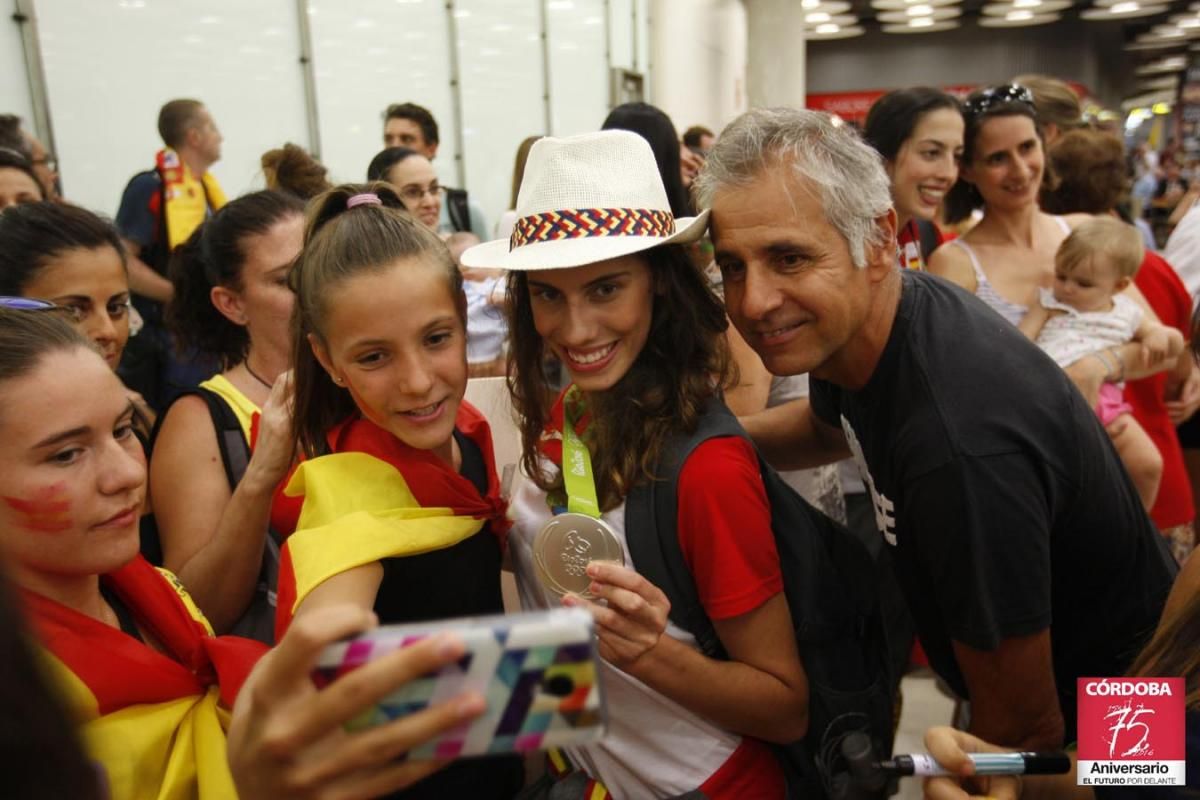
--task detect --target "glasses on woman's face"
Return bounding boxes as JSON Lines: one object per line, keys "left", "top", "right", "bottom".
{"left": 0, "top": 296, "right": 58, "bottom": 312}
{"left": 398, "top": 182, "right": 443, "bottom": 205}
{"left": 963, "top": 84, "right": 1035, "bottom": 118}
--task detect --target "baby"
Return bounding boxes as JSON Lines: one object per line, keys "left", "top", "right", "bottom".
{"left": 1019, "top": 217, "right": 1183, "bottom": 510}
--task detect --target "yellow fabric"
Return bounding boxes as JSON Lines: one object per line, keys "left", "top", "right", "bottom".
{"left": 283, "top": 451, "right": 486, "bottom": 615}
{"left": 36, "top": 571, "right": 234, "bottom": 800}
{"left": 156, "top": 566, "right": 216, "bottom": 636}
{"left": 161, "top": 152, "right": 227, "bottom": 249}
{"left": 199, "top": 373, "right": 258, "bottom": 443}
{"left": 76, "top": 687, "right": 235, "bottom": 800}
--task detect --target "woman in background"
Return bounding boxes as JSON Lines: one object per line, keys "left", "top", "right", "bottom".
{"left": 863, "top": 87, "right": 963, "bottom": 270}
{"left": 151, "top": 190, "right": 304, "bottom": 639}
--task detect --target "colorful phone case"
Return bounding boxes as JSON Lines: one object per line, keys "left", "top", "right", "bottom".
{"left": 311, "top": 607, "right": 606, "bottom": 758}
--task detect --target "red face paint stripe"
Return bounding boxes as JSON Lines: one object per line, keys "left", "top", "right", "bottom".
{"left": 3, "top": 496, "right": 71, "bottom": 514}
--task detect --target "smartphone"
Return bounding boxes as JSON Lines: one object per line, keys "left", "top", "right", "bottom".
{"left": 312, "top": 607, "right": 607, "bottom": 759}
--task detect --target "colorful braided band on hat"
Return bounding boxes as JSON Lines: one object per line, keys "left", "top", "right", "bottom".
{"left": 509, "top": 207, "right": 675, "bottom": 251}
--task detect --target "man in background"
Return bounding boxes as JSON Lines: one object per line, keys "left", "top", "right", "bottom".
{"left": 383, "top": 102, "right": 488, "bottom": 237}
{"left": 115, "top": 98, "right": 225, "bottom": 410}
{"left": 0, "top": 113, "right": 60, "bottom": 200}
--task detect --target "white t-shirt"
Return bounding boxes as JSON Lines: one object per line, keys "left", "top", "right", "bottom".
{"left": 1034, "top": 288, "right": 1142, "bottom": 370}
{"left": 1166, "top": 205, "right": 1200, "bottom": 306}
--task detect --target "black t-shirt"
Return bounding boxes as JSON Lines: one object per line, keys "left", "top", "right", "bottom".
{"left": 810, "top": 270, "right": 1177, "bottom": 743}
{"left": 375, "top": 428, "right": 522, "bottom": 800}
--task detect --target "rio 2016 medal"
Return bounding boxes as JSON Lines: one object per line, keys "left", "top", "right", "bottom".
{"left": 533, "top": 512, "right": 624, "bottom": 598}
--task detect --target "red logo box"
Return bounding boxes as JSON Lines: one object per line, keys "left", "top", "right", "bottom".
{"left": 1077, "top": 677, "right": 1186, "bottom": 787}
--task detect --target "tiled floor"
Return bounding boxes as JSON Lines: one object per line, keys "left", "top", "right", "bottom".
{"left": 891, "top": 670, "right": 959, "bottom": 799}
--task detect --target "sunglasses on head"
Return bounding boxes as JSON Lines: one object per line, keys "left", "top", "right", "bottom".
{"left": 963, "top": 84, "right": 1035, "bottom": 117}
{"left": 0, "top": 297, "right": 58, "bottom": 312}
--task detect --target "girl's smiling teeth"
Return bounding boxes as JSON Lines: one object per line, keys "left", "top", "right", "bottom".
{"left": 566, "top": 342, "right": 617, "bottom": 365}
{"left": 401, "top": 399, "right": 444, "bottom": 417}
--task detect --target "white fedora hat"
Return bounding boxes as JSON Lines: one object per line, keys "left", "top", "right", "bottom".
{"left": 460, "top": 130, "right": 709, "bottom": 271}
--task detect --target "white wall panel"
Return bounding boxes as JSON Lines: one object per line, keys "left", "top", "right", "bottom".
{"left": 608, "top": 0, "right": 633, "bottom": 72}
{"left": 455, "top": 0, "right": 546, "bottom": 227}
{"left": 547, "top": 0, "right": 608, "bottom": 136}
{"left": 35, "top": 0, "right": 309, "bottom": 215}
{"left": 308, "top": 0, "right": 458, "bottom": 188}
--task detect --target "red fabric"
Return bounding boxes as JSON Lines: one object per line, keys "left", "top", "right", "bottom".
{"left": 267, "top": 401, "right": 509, "bottom": 543}
{"left": 20, "top": 556, "right": 267, "bottom": 713}
{"left": 1129, "top": 251, "right": 1195, "bottom": 529}
{"left": 698, "top": 737, "right": 787, "bottom": 799}
{"left": 676, "top": 437, "right": 784, "bottom": 620}
{"left": 896, "top": 220, "right": 946, "bottom": 271}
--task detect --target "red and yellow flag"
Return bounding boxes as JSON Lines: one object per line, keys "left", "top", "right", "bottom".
{"left": 153, "top": 148, "right": 228, "bottom": 249}
{"left": 22, "top": 556, "right": 266, "bottom": 800}
{"left": 275, "top": 402, "right": 509, "bottom": 638}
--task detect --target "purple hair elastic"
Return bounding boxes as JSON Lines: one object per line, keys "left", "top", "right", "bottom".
{"left": 347, "top": 192, "right": 383, "bottom": 209}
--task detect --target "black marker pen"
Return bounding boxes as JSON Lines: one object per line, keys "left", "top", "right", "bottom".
{"left": 879, "top": 752, "right": 1072, "bottom": 777}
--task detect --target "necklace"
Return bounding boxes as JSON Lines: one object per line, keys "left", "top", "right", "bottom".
{"left": 244, "top": 361, "right": 275, "bottom": 391}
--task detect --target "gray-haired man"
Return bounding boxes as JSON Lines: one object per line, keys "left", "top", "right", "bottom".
{"left": 697, "top": 107, "right": 1175, "bottom": 751}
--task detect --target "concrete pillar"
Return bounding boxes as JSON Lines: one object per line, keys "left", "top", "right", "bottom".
{"left": 744, "top": 0, "right": 806, "bottom": 109}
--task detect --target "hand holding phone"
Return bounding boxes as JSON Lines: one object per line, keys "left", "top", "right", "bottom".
{"left": 312, "top": 608, "right": 607, "bottom": 759}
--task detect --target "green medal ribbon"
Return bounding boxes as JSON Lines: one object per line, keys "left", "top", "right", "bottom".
{"left": 559, "top": 385, "right": 602, "bottom": 518}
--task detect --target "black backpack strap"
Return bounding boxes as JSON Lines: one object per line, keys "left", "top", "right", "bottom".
{"left": 149, "top": 387, "right": 253, "bottom": 488}
{"left": 916, "top": 218, "right": 941, "bottom": 261}
{"left": 625, "top": 399, "right": 745, "bottom": 660}
{"left": 445, "top": 187, "right": 471, "bottom": 233}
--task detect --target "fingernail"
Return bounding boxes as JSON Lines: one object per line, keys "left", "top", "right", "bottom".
{"left": 589, "top": 581, "right": 601, "bottom": 594}
{"left": 457, "top": 692, "right": 485, "bottom": 716}
{"left": 562, "top": 594, "right": 579, "bottom": 607}
{"left": 585, "top": 563, "right": 600, "bottom": 577}
{"left": 436, "top": 633, "right": 464, "bottom": 658}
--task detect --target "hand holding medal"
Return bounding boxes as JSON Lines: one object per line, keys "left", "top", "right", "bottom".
{"left": 538, "top": 387, "right": 670, "bottom": 671}
{"left": 533, "top": 386, "right": 626, "bottom": 600}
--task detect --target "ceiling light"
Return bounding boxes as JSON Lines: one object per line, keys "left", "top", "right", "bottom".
{"left": 807, "top": 11, "right": 832, "bottom": 22}
{"left": 1014, "top": 0, "right": 1043, "bottom": 6}
{"left": 802, "top": 0, "right": 820, "bottom": 8}
{"left": 906, "top": 4, "right": 934, "bottom": 13}
{"left": 1112, "top": 2, "right": 1140, "bottom": 11}
{"left": 816, "top": 22, "right": 840, "bottom": 32}
{"left": 882, "top": 18, "right": 960, "bottom": 30}
{"left": 979, "top": 11, "right": 1061, "bottom": 24}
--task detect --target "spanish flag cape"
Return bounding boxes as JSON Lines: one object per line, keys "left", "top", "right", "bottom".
{"left": 22, "top": 555, "right": 267, "bottom": 800}
{"left": 275, "top": 401, "right": 510, "bottom": 640}
{"left": 152, "top": 148, "right": 227, "bottom": 250}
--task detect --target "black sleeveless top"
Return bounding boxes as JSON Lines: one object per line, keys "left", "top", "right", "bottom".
{"left": 377, "top": 428, "right": 522, "bottom": 800}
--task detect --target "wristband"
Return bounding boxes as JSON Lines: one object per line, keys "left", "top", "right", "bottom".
{"left": 1108, "top": 347, "right": 1126, "bottom": 382}
{"left": 1091, "top": 351, "right": 1116, "bottom": 382}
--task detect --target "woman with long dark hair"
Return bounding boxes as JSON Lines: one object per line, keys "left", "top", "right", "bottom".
{"left": 462, "top": 130, "right": 807, "bottom": 798}
{"left": 151, "top": 190, "right": 304, "bottom": 640}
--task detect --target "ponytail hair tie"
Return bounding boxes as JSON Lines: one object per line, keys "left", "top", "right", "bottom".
{"left": 347, "top": 192, "right": 382, "bottom": 209}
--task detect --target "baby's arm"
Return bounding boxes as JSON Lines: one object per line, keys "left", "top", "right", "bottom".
{"left": 1132, "top": 317, "right": 1185, "bottom": 368}
{"left": 1017, "top": 302, "right": 1052, "bottom": 341}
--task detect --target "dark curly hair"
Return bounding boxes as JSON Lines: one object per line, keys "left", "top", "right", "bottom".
{"left": 507, "top": 244, "right": 732, "bottom": 511}
{"left": 166, "top": 190, "right": 305, "bottom": 367}
{"left": 262, "top": 143, "right": 331, "bottom": 201}
{"left": 1041, "top": 128, "right": 1127, "bottom": 215}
